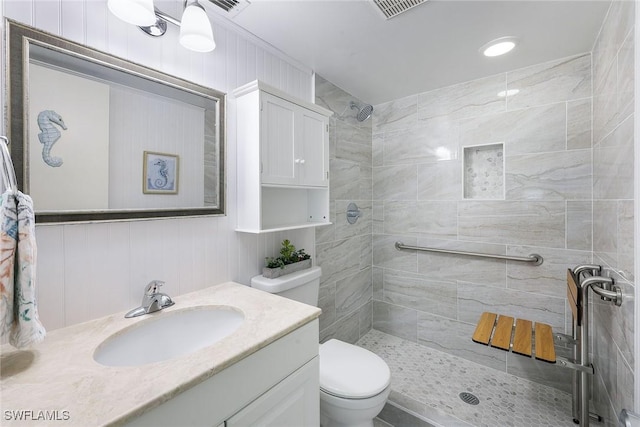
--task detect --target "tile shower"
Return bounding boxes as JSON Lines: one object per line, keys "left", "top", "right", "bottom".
{"left": 317, "top": 2, "right": 635, "bottom": 425}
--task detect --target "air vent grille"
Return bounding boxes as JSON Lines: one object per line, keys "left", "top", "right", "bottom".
{"left": 373, "top": 0, "right": 427, "bottom": 19}
{"left": 208, "top": 0, "right": 239, "bottom": 12}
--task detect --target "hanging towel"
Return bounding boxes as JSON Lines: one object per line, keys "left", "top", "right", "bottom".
{"left": 0, "top": 189, "right": 46, "bottom": 348}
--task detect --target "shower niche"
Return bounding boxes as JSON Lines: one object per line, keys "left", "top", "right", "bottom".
{"left": 463, "top": 143, "right": 504, "bottom": 200}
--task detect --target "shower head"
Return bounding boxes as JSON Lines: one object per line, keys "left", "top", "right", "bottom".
{"left": 350, "top": 101, "right": 374, "bottom": 122}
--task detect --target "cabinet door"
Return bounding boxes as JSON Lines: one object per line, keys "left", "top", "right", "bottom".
{"left": 261, "top": 93, "right": 297, "bottom": 185}
{"left": 226, "top": 357, "right": 319, "bottom": 427}
{"left": 298, "top": 110, "right": 329, "bottom": 187}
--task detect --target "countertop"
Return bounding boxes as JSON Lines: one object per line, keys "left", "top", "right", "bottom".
{"left": 0, "top": 282, "right": 321, "bottom": 426}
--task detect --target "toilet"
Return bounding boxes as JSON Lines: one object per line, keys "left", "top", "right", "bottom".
{"left": 251, "top": 266, "right": 391, "bottom": 427}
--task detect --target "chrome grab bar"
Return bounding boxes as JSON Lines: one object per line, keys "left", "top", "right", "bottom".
{"left": 394, "top": 242, "right": 543, "bottom": 265}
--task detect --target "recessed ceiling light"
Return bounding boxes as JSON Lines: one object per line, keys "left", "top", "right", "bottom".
{"left": 481, "top": 37, "right": 518, "bottom": 57}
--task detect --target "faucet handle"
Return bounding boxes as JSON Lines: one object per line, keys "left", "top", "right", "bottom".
{"left": 144, "top": 280, "right": 165, "bottom": 296}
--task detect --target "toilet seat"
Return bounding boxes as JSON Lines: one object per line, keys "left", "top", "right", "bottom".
{"left": 319, "top": 339, "right": 391, "bottom": 399}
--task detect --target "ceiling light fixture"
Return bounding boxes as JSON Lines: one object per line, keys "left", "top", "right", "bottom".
{"left": 481, "top": 37, "right": 518, "bottom": 57}
{"left": 108, "top": 0, "right": 216, "bottom": 52}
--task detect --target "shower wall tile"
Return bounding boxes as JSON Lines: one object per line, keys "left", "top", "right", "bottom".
{"left": 618, "top": 32, "right": 635, "bottom": 120}
{"left": 336, "top": 267, "right": 372, "bottom": 319}
{"left": 316, "top": 237, "right": 362, "bottom": 285}
{"left": 593, "top": 59, "right": 618, "bottom": 144}
{"left": 506, "top": 354, "right": 572, "bottom": 394}
{"left": 416, "top": 313, "right": 507, "bottom": 371}
{"left": 458, "top": 201, "right": 566, "bottom": 248}
{"left": 336, "top": 121, "right": 373, "bottom": 164}
{"left": 567, "top": 98, "right": 593, "bottom": 150}
{"left": 506, "top": 54, "right": 591, "bottom": 110}
{"left": 506, "top": 246, "right": 591, "bottom": 299}
{"left": 383, "top": 270, "right": 457, "bottom": 319}
{"left": 383, "top": 201, "right": 457, "bottom": 239}
{"left": 373, "top": 234, "right": 417, "bottom": 272}
{"left": 593, "top": 114, "right": 634, "bottom": 200}
{"left": 567, "top": 201, "right": 593, "bottom": 251}
{"left": 373, "top": 133, "right": 384, "bottom": 167}
{"left": 359, "top": 164, "right": 373, "bottom": 200}
{"left": 457, "top": 282, "right": 565, "bottom": 331}
{"left": 618, "top": 201, "right": 635, "bottom": 282}
{"left": 417, "top": 159, "right": 461, "bottom": 201}
{"left": 417, "top": 74, "right": 506, "bottom": 121}
{"left": 320, "top": 309, "right": 361, "bottom": 344}
{"left": 359, "top": 301, "right": 373, "bottom": 336}
{"left": 315, "top": 200, "right": 336, "bottom": 244}
{"left": 416, "top": 238, "right": 507, "bottom": 288}
{"left": 382, "top": 118, "right": 458, "bottom": 166}
{"left": 318, "top": 281, "right": 337, "bottom": 331}
{"left": 373, "top": 95, "right": 418, "bottom": 133}
{"left": 373, "top": 300, "right": 418, "bottom": 342}
{"left": 335, "top": 200, "right": 372, "bottom": 240}
{"left": 373, "top": 266, "right": 384, "bottom": 301}
{"left": 315, "top": 75, "right": 371, "bottom": 130}
{"left": 459, "top": 103, "right": 566, "bottom": 156}
{"left": 373, "top": 165, "right": 417, "bottom": 201}
{"left": 505, "top": 149, "right": 592, "bottom": 201}
{"left": 360, "top": 234, "right": 373, "bottom": 270}
{"left": 617, "top": 352, "right": 634, "bottom": 415}
{"left": 373, "top": 203, "right": 384, "bottom": 234}
{"left": 330, "top": 159, "right": 361, "bottom": 201}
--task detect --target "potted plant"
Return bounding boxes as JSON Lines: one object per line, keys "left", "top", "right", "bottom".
{"left": 263, "top": 239, "right": 312, "bottom": 279}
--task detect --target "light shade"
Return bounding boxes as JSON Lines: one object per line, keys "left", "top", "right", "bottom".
{"left": 481, "top": 37, "right": 518, "bottom": 57}
{"left": 179, "top": 3, "right": 216, "bottom": 52}
{"left": 108, "top": 0, "right": 157, "bottom": 26}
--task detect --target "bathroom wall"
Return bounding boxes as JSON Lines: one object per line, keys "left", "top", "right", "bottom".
{"left": 590, "top": 1, "right": 636, "bottom": 424}
{"left": 371, "top": 53, "right": 594, "bottom": 392}
{"left": 0, "top": 0, "right": 315, "bottom": 331}
{"left": 314, "top": 76, "right": 374, "bottom": 344}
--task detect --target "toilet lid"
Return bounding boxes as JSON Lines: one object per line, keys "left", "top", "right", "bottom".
{"left": 319, "top": 339, "right": 391, "bottom": 399}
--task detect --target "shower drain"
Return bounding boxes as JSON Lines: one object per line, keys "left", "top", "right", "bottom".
{"left": 459, "top": 392, "right": 480, "bottom": 405}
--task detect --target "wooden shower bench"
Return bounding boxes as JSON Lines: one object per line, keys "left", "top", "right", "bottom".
{"left": 472, "top": 312, "right": 556, "bottom": 363}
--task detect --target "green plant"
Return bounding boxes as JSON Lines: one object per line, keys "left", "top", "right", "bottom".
{"left": 265, "top": 239, "right": 311, "bottom": 269}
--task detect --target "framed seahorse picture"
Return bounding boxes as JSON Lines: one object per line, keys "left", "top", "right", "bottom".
{"left": 143, "top": 151, "right": 179, "bottom": 195}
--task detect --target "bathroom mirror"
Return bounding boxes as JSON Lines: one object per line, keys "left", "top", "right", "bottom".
{"left": 5, "top": 19, "right": 225, "bottom": 223}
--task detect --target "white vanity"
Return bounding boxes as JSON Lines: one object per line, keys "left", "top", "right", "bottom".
{"left": 0, "top": 283, "right": 321, "bottom": 426}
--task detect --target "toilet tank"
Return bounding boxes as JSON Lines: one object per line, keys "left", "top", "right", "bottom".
{"left": 251, "top": 266, "right": 321, "bottom": 306}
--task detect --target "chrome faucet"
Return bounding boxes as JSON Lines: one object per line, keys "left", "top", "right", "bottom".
{"left": 125, "top": 280, "right": 175, "bottom": 318}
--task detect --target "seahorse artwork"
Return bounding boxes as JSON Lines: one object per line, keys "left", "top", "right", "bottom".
{"left": 37, "top": 110, "right": 67, "bottom": 167}
{"left": 153, "top": 159, "right": 169, "bottom": 189}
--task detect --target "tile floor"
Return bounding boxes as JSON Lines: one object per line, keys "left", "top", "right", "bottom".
{"left": 359, "top": 330, "right": 576, "bottom": 427}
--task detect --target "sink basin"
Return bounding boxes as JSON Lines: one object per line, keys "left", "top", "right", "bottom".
{"left": 94, "top": 306, "right": 244, "bottom": 367}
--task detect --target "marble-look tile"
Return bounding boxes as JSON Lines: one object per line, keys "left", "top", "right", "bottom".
{"left": 458, "top": 201, "right": 566, "bottom": 248}
{"left": 417, "top": 159, "right": 462, "bottom": 201}
{"left": 567, "top": 201, "right": 593, "bottom": 251}
{"left": 373, "top": 133, "right": 384, "bottom": 167}
{"left": 373, "top": 202, "right": 384, "bottom": 234}
{"left": 316, "top": 237, "right": 361, "bottom": 285}
{"left": 359, "top": 164, "right": 373, "bottom": 200}
{"left": 322, "top": 310, "right": 361, "bottom": 344}
{"left": 593, "top": 200, "right": 618, "bottom": 255}
{"left": 506, "top": 353, "right": 572, "bottom": 394}
{"left": 594, "top": 115, "right": 634, "bottom": 200}
{"left": 315, "top": 74, "right": 371, "bottom": 130}
{"left": 330, "top": 159, "right": 361, "bottom": 200}
{"left": 383, "top": 270, "right": 457, "bottom": 319}
{"left": 418, "top": 74, "right": 506, "bottom": 122}
{"left": 416, "top": 312, "right": 506, "bottom": 371}
{"left": 617, "top": 352, "right": 634, "bottom": 415}
{"left": 383, "top": 118, "right": 458, "bottom": 166}
{"left": 592, "top": 369, "right": 618, "bottom": 427}
{"left": 458, "top": 281, "right": 565, "bottom": 330}
{"left": 459, "top": 103, "right": 566, "bottom": 156}
{"left": 593, "top": 59, "right": 618, "bottom": 145}
{"left": 373, "top": 266, "right": 384, "bottom": 301}
{"left": 318, "top": 281, "right": 337, "bottom": 331}
{"left": 360, "top": 234, "right": 373, "bottom": 270}
{"left": 372, "top": 234, "right": 418, "bottom": 273}
{"left": 593, "top": 309, "right": 618, "bottom": 407}
{"left": 618, "top": 32, "right": 635, "bottom": 122}
{"left": 506, "top": 246, "right": 591, "bottom": 298}
{"left": 336, "top": 120, "right": 372, "bottom": 165}
{"left": 336, "top": 268, "right": 372, "bottom": 319}
{"left": 359, "top": 301, "right": 373, "bottom": 336}
{"left": 507, "top": 54, "right": 591, "bottom": 110}
{"left": 373, "top": 165, "right": 418, "bottom": 201}
{"left": 384, "top": 201, "right": 457, "bottom": 239}
{"left": 373, "top": 95, "right": 417, "bottom": 133}
{"left": 335, "top": 200, "right": 372, "bottom": 240}
{"left": 505, "top": 149, "right": 592, "bottom": 201}
{"left": 416, "top": 238, "right": 507, "bottom": 288}
{"left": 567, "top": 98, "right": 593, "bottom": 150}
{"left": 373, "top": 300, "right": 418, "bottom": 342}
{"left": 617, "top": 201, "right": 634, "bottom": 282}
{"left": 315, "top": 200, "right": 336, "bottom": 244}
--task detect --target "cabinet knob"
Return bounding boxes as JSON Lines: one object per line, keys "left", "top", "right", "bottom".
{"left": 295, "top": 158, "right": 301, "bottom": 164}
{"left": 300, "top": 159, "right": 305, "bottom": 164}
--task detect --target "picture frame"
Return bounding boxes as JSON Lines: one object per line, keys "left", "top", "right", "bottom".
{"left": 143, "top": 151, "right": 179, "bottom": 194}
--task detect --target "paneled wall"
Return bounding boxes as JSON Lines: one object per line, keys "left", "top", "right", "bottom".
{"left": 591, "top": 1, "right": 636, "bottom": 424}
{"left": 371, "top": 53, "right": 594, "bottom": 392}
{"left": 314, "top": 76, "right": 374, "bottom": 344}
{"left": 0, "top": 0, "right": 314, "bottom": 331}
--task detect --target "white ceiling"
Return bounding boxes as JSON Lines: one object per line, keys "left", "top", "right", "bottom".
{"left": 221, "top": 0, "right": 610, "bottom": 105}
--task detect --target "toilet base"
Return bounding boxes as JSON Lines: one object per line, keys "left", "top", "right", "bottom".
{"left": 319, "top": 385, "right": 390, "bottom": 427}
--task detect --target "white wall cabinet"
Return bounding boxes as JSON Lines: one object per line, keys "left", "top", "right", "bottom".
{"left": 235, "top": 80, "right": 332, "bottom": 233}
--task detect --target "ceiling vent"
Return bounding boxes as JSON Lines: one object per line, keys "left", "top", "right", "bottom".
{"left": 206, "top": 0, "right": 250, "bottom": 17}
{"left": 372, "top": 0, "right": 427, "bottom": 19}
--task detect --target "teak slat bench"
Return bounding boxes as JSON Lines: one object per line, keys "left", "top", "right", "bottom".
{"left": 472, "top": 312, "right": 556, "bottom": 363}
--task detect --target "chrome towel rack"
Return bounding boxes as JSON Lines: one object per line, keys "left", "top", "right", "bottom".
{"left": 394, "top": 241, "right": 543, "bottom": 266}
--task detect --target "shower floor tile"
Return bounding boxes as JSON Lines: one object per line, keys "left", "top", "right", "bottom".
{"left": 358, "top": 330, "right": 576, "bottom": 427}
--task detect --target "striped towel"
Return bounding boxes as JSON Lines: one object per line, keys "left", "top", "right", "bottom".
{"left": 0, "top": 189, "right": 46, "bottom": 348}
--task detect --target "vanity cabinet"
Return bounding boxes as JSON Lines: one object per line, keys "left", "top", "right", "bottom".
{"left": 234, "top": 80, "right": 332, "bottom": 233}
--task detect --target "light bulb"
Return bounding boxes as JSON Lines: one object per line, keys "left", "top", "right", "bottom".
{"left": 179, "top": 3, "right": 216, "bottom": 53}
{"left": 108, "top": 0, "right": 157, "bottom": 26}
